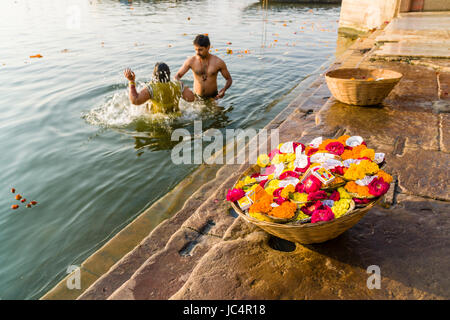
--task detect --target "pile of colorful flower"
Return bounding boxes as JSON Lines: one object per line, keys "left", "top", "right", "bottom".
{"left": 226, "top": 135, "right": 392, "bottom": 224}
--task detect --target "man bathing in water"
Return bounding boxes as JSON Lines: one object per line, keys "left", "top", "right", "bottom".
{"left": 175, "top": 34, "right": 232, "bottom": 100}
{"left": 124, "top": 62, "right": 195, "bottom": 113}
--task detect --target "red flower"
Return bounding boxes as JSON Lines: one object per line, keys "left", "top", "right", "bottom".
{"left": 311, "top": 206, "right": 335, "bottom": 223}
{"left": 226, "top": 188, "right": 246, "bottom": 202}
{"left": 303, "top": 175, "right": 322, "bottom": 193}
{"left": 273, "top": 187, "right": 284, "bottom": 198}
{"left": 295, "top": 182, "right": 304, "bottom": 193}
{"left": 301, "top": 201, "right": 323, "bottom": 216}
{"left": 329, "top": 190, "right": 340, "bottom": 201}
{"left": 306, "top": 147, "right": 319, "bottom": 156}
{"left": 325, "top": 141, "right": 345, "bottom": 155}
{"left": 259, "top": 179, "right": 268, "bottom": 188}
{"left": 274, "top": 197, "right": 288, "bottom": 205}
{"left": 279, "top": 170, "right": 299, "bottom": 180}
{"left": 307, "top": 190, "right": 328, "bottom": 201}
{"left": 293, "top": 142, "right": 305, "bottom": 153}
{"left": 330, "top": 166, "right": 345, "bottom": 175}
{"left": 368, "top": 177, "right": 390, "bottom": 197}
{"left": 353, "top": 198, "right": 372, "bottom": 204}
{"left": 250, "top": 173, "right": 261, "bottom": 178}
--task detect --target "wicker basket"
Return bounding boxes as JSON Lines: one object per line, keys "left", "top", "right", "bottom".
{"left": 231, "top": 164, "right": 381, "bottom": 244}
{"left": 325, "top": 68, "right": 402, "bottom": 106}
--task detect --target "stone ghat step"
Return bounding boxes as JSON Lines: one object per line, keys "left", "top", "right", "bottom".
{"left": 78, "top": 76, "right": 330, "bottom": 300}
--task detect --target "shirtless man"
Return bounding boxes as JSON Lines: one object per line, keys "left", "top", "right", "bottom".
{"left": 175, "top": 34, "right": 232, "bottom": 100}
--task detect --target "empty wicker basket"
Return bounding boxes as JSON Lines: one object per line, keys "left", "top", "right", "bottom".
{"left": 325, "top": 68, "right": 402, "bottom": 106}
{"left": 230, "top": 164, "right": 381, "bottom": 244}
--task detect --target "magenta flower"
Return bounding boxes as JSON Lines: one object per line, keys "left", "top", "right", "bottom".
{"left": 301, "top": 201, "right": 323, "bottom": 216}
{"left": 274, "top": 197, "right": 288, "bottom": 205}
{"left": 295, "top": 182, "right": 304, "bottom": 193}
{"left": 329, "top": 190, "right": 340, "bottom": 201}
{"left": 259, "top": 179, "right": 268, "bottom": 188}
{"left": 311, "top": 206, "right": 335, "bottom": 223}
{"left": 353, "top": 198, "right": 372, "bottom": 204}
{"left": 293, "top": 142, "right": 305, "bottom": 153}
{"left": 226, "top": 188, "right": 246, "bottom": 202}
{"left": 368, "top": 177, "right": 390, "bottom": 197}
{"left": 325, "top": 141, "right": 345, "bottom": 156}
{"left": 303, "top": 175, "right": 322, "bottom": 193}
{"left": 330, "top": 166, "right": 345, "bottom": 176}
{"left": 279, "top": 170, "right": 299, "bottom": 180}
{"left": 307, "top": 190, "right": 328, "bottom": 201}
{"left": 273, "top": 187, "right": 284, "bottom": 198}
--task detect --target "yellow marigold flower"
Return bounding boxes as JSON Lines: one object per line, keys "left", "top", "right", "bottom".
{"left": 377, "top": 170, "right": 393, "bottom": 184}
{"left": 271, "top": 153, "right": 283, "bottom": 164}
{"left": 338, "top": 187, "right": 352, "bottom": 199}
{"left": 284, "top": 153, "right": 296, "bottom": 163}
{"left": 267, "top": 179, "right": 280, "bottom": 189}
{"left": 280, "top": 185, "right": 295, "bottom": 198}
{"left": 243, "top": 176, "right": 257, "bottom": 185}
{"left": 278, "top": 143, "right": 283, "bottom": 149}
{"left": 257, "top": 154, "right": 270, "bottom": 167}
{"left": 332, "top": 199, "right": 352, "bottom": 218}
{"left": 291, "top": 192, "right": 309, "bottom": 202}
{"left": 286, "top": 162, "right": 295, "bottom": 171}
{"left": 267, "top": 174, "right": 274, "bottom": 180}
{"left": 235, "top": 180, "right": 246, "bottom": 189}
{"left": 249, "top": 211, "right": 273, "bottom": 222}
{"left": 265, "top": 187, "right": 277, "bottom": 195}
{"left": 360, "top": 148, "right": 375, "bottom": 161}
{"left": 295, "top": 211, "right": 311, "bottom": 221}
{"left": 360, "top": 160, "right": 379, "bottom": 175}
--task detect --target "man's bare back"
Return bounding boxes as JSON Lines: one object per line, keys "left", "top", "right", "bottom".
{"left": 175, "top": 35, "right": 232, "bottom": 100}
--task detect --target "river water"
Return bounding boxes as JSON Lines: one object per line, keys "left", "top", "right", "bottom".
{"left": 0, "top": 0, "right": 340, "bottom": 299}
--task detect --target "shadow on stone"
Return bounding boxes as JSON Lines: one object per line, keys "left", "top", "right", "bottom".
{"left": 228, "top": 207, "right": 239, "bottom": 219}
{"left": 268, "top": 236, "right": 296, "bottom": 253}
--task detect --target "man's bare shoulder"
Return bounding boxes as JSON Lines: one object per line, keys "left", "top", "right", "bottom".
{"left": 210, "top": 54, "right": 226, "bottom": 68}
{"left": 184, "top": 55, "right": 196, "bottom": 66}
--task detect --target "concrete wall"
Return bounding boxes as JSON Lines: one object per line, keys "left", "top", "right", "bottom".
{"left": 338, "top": 0, "right": 400, "bottom": 34}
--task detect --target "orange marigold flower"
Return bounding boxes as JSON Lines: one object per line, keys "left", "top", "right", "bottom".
{"left": 249, "top": 194, "right": 273, "bottom": 214}
{"left": 377, "top": 170, "right": 393, "bottom": 184}
{"left": 269, "top": 201, "right": 297, "bottom": 219}
{"left": 344, "top": 181, "right": 371, "bottom": 197}
{"left": 337, "top": 135, "right": 351, "bottom": 145}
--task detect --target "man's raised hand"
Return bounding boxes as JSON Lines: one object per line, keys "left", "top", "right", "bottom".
{"left": 124, "top": 68, "right": 136, "bottom": 81}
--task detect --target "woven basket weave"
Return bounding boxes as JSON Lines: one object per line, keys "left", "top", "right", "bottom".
{"left": 230, "top": 164, "right": 381, "bottom": 244}
{"left": 325, "top": 68, "right": 402, "bottom": 106}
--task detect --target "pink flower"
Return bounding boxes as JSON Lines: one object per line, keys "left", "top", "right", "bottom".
{"left": 311, "top": 206, "right": 335, "bottom": 223}
{"left": 259, "top": 179, "right": 268, "bottom": 188}
{"left": 295, "top": 182, "right": 304, "bottom": 193}
{"left": 330, "top": 166, "right": 345, "bottom": 175}
{"left": 325, "top": 141, "right": 345, "bottom": 155}
{"left": 353, "top": 198, "right": 372, "bottom": 204}
{"left": 226, "top": 188, "right": 246, "bottom": 202}
{"left": 274, "top": 197, "right": 287, "bottom": 205}
{"left": 368, "top": 177, "right": 390, "bottom": 197}
{"left": 307, "top": 190, "right": 328, "bottom": 201}
{"left": 329, "top": 190, "right": 340, "bottom": 201}
{"left": 264, "top": 165, "right": 276, "bottom": 175}
{"left": 279, "top": 170, "right": 299, "bottom": 180}
{"left": 301, "top": 201, "right": 323, "bottom": 216}
{"left": 303, "top": 175, "right": 322, "bottom": 193}
{"left": 268, "top": 149, "right": 280, "bottom": 160}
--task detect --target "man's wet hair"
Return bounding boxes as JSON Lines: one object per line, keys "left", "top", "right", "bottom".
{"left": 153, "top": 62, "right": 171, "bottom": 83}
{"left": 193, "top": 34, "right": 210, "bottom": 48}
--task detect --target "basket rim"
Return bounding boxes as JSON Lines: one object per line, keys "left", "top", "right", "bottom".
{"left": 325, "top": 67, "right": 403, "bottom": 79}
{"left": 231, "top": 197, "right": 381, "bottom": 230}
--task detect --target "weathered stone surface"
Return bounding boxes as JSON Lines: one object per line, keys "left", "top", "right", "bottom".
{"left": 438, "top": 72, "right": 450, "bottom": 100}
{"left": 318, "top": 100, "right": 439, "bottom": 150}
{"left": 171, "top": 199, "right": 450, "bottom": 300}
{"left": 109, "top": 227, "right": 223, "bottom": 300}
{"left": 440, "top": 113, "right": 450, "bottom": 153}
{"left": 387, "top": 148, "right": 450, "bottom": 201}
